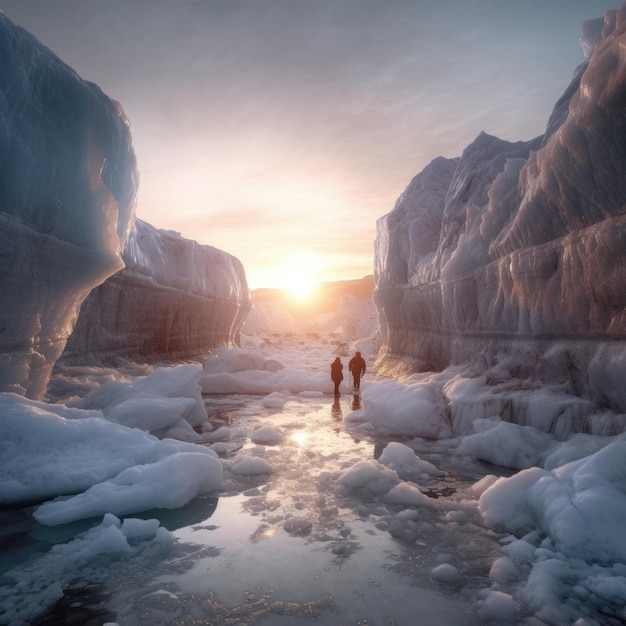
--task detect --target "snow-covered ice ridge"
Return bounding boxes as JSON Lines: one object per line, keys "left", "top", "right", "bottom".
{"left": 375, "top": 7, "right": 626, "bottom": 416}
{"left": 0, "top": 12, "right": 138, "bottom": 399}
{"left": 61, "top": 219, "right": 252, "bottom": 365}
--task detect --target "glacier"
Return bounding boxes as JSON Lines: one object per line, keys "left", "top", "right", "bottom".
{"left": 375, "top": 7, "right": 626, "bottom": 423}
{"left": 60, "top": 219, "right": 251, "bottom": 366}
{"left": 0, "top": 12, "right": 138, "bottom": 399}
{"left": 0, "top": 12, "right": 251, "bottom": 398}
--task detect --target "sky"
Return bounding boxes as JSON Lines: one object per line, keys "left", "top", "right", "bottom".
{"left": 0, "top": 0, "right": 615, "bottom": 290}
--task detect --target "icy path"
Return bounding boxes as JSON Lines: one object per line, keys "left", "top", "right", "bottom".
{"left": 103, "top": 391, "right": 504, "bottom": 625}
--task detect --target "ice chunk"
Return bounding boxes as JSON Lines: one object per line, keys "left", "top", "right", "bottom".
{"left": 345, "top": 380, "right": 446, "bottom": 439}
{"left": 71, "top": 364, "right": 208, "bottom": 430}
{"left": 336, "top": 460, "right": 400, "bottom": 497}
{"left": 479, "top": 440, "right": 626, "bottom": 563}
{"left": 0, "top": 514, "right": 172, "bottom": 624}
{"left": 456, "top": 420, "right": 556, "bottom": 470}
{"left": 260, "top": 392, "right": 289, "bottom": 409}
{"left": 34, "top": 452, "right": 222, "bottom": 526}
{"left": 378, "top": 441, "right": 443, "bottom": 480}
{"left": 0, "top": 393, "right": 219, "bottom": 507}
{"left": 479, "top": 590, "right": 517, "bottom": 623}
{"left": 231, "top": 456, "right": 273, "bottom": 475}
{"left": 251, "top": 426, "right": 285, "bottom": 445}
{"left": 431, "top": 563, "right": 463, "bottom": 584}
{"left": 383, "top": 482, "right": 431, "bottom": 507}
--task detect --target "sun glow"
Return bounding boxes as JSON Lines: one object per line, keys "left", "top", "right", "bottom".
{"left": 276, "top": 255, "right": 321, "bottom": 300}
{"left": 288, "top": 278, "right": 317, "bottom": 300}
{"left": 291, "top": 430, "right": 309, "bottom": 447}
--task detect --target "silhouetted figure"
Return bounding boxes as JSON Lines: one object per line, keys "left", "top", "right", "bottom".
{"left": 348, "top": 351, "right": 366, "bottom": 391}
{"left": 330, "top": 356, "right": 343, "bottom": 396}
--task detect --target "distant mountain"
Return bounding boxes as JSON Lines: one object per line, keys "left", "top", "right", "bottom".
{"left": 252, "top": 275, "right": 374, "bottom": 320}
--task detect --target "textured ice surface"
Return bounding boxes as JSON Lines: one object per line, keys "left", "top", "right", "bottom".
{"left": 374, "top": 7, "right": 626, "bottom": 416}
{"left": 61, "top": 219, "right": 252, "bottom": 365}
{"left": 0, "top": 13, "right": 138, "bottom": 399}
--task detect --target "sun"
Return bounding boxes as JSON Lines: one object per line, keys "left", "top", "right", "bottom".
{"left": 288, "top": 278, "right": 317, "bottom": 299}
{"left": 275, "top": 256, "right": 320, "bottom": 301}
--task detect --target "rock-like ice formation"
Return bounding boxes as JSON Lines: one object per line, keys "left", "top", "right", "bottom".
{"left": 0, "top": 13, "right": 138, "bottom": 398}
{"left": 375, "top": 7, "right": 626, "bottom": 416}
{"left": 61, "top": 219, "right": 252, "bottom": 365}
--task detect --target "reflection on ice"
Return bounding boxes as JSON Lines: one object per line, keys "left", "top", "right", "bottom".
{"left": 290, "top": 429, "right": 309, "bottom": 447}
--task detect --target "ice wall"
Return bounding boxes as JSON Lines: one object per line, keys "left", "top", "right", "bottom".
{"left": 0, "top": 13, "right": 138, "bottom": 398}
{"left": 61, "top": 219, "right": 252, "bottom": 365}
{"left": 375, "top": 7, "right": 626, "bottom": 414}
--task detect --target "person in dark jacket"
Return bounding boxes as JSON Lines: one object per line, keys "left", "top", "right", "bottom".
{"left": 330, "top": 357, "right": 344, "bottom": 396}
{"left": 348, "top": 351, "right": 366, "bottom": 391}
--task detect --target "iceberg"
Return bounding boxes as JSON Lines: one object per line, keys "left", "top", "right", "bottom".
{"left": 0, "top": 12, "right": 138, "bottom": 399}
{"left": 375, "top": 7, "right": 626, "bottom": 418}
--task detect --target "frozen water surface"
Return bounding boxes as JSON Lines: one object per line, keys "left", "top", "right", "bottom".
{"left": 1, "top": 384, "right": 499, "bottom": 624}
{"left": 105, "top": 394, "right": 498, "bottom": 626}
{"left": 3, "top": 333, "right": 624, "bottom": 625}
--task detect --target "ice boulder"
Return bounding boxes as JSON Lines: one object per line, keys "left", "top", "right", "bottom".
{"left": 0, "top": 13, "right": 138, "bottom": 398}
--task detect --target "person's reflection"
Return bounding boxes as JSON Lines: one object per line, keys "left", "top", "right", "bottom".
{"left": 331, "top": 396, "right": 343, "bottom": 421}
{"left": 351, "top": 393, "right": 362, "bottom": 411}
